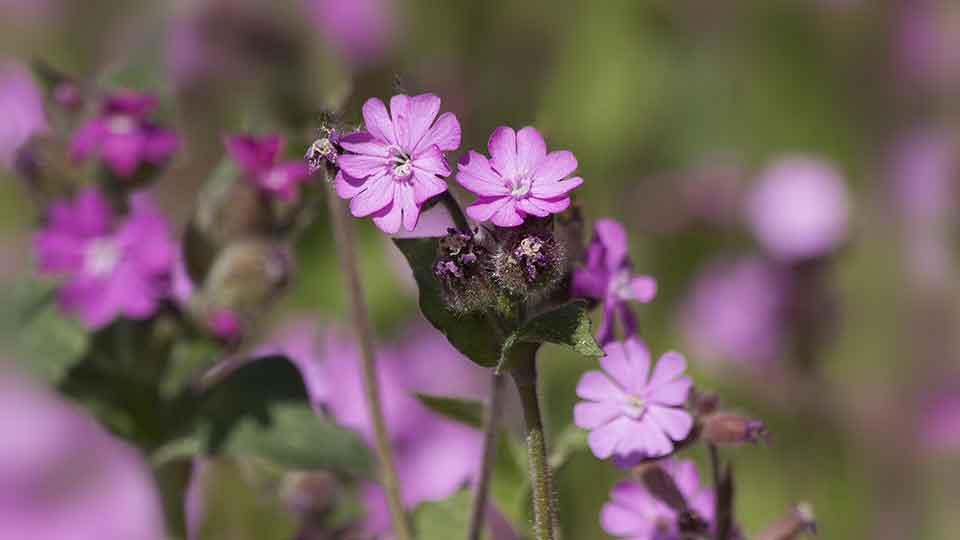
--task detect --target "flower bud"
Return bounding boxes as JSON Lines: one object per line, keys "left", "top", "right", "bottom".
{"left": 491, "top": 221, "right": 566, "bottom": 299}
{"left": 433, "top": 228, "right": 496, "bottom": 314}
{"left": 690, "top": 388, "right": 721, "bottom": 416}
{"left": 282, "top": 471, "right": 338, "bottom": 516}
{"left": 756, "top": 503, "right": 816, "bottom": 540}
{"left": 702, "top": 412, "right": 768, "bottom": 445}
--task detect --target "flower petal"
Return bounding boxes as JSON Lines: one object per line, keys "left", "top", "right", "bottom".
{"left": 101, "top": 134, "right": 143, "bottom": 177}
{"left": 525, "top": 195, "right": 571, "bottom": 214}
{"left": 456, "top": 151, "right": 509, "bottom": 197}
{"left": 601, "top": 500, "right": 653, "bottom": 537}
{"left": 391, "top": 93, "right": 440, "bottom": 152}
{"left": 224, "top": 134, "right": 279, "bottom": 175}
{"left": 411, "top": 145, "right": 450, "bottom": 177}
{"left": 361, "top": 97, "right": 396, "bottom": 146}
{"left": 534, "top": 150, "right": 577, "bottom": 183}
{"left": 69, "top": 119, "right": 105, "bottom": 162}
{"left": 340, "top": 131, "right": 391, "bottom": 157}
{"left": 415, "top": 111, "right": 461, "bottom": 154}
{"left": 625, "top": 275, "right": 657, "bottom": 303}
{"left": 648, "top": 378, "right": 692, "bottom": 406}
{"left": 516, "top": 198, "right": 551, "bottom": 217}
{"left": 411, "top": 169, "right": 447, "bottom": 205}
{"left": 371, "top": 198, "right": 402, "bottom": 234}
{"left": 620, "top": 416, "right": 674, "bottom": 457}
{"left": 338, "top": 153, "right": 388, "bottom": 179}
{"left": 576, "top": 370, "right": 624, "bottom": 401}
{"left": 574, "top": 401, "right": 621, "bottom": 429}
{"left": 594, "top": 218, "right": 629, "bottom": 271}
{"left": 487, "top": 126, "right": 518, "bottom": 178}
{"left": 516, "top": 126, "right": 546, "bottom": 174}
{"left": 349, "top": 173, "right": 395, "bottom": 217}
{"left": 334, "top": 171, "right": 367, "bottom": 199}
{"left": 601, "top": 338, "right": 650, "bottom": 394}
{"left": 142, "top": 128, "right": 179, "bottom": 164}
{"left": 490, "top": 198, "right": 525, "bottom": 227}
{"left": 588, "top": 416, "right": 632, "bottom": 459}
{"left": 465, "top": 196, "right": 510, "bottom": 223}
{"left": 531, "top": 176, "right": 583, "bottom": 199}
{"left": 647, "top": 405, "right": 694, "bottom": 441}
{"left": 649, "top": 351, "right": 688, "bottom": 388}
{"left": 397, "top": 182, "right": 420, "bottom": 231}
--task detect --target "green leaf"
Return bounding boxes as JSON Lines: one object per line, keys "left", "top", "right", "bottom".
{"left": 193, "top": 356, "right": 372, "bottom": 475}
{"left": 159, "top": 338, "right": 224, "bottom": 400}
{"left": 413, "top": 489, "right": 473, "bottom": 540}
{"left": 549, "top": 424, "right": 589, "bottom": 471}
{"left": 496, "top": 300, "right": 602, "bottom": 373}
{"left": 392, "top": 237, "right": 501, "bottom": 367}
{"left": 415, "top": 393, "right": 485, "bottom": 429}
{"left": 490, "top": 432, "right": 530, "bottom": 531}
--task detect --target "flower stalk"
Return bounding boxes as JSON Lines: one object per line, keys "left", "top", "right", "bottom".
{"left": 323, "top": 177, "right": 412, "bottom": 540}
{"left": 467, "top": 373, "right": 506, "bottom": 540}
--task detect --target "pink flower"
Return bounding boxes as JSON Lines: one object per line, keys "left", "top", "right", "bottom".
{"left": 746, "top": 156, "right": 849, "bottom": 261}
{"left": 457, "top": 126, "right": 583, "bottom": 227}
{"left": 0, "top": 60, "right": 48, "bottom": 168}
{"left": 574, "top": 338, "right": 693, "bottom": 465}
{"left": 69, "top": 91, "right": 179, "bottom": 178}
{"left": 33, "top": 187, "right": 177, "bottom": 328}
{"left": 224, "top": 133, "right": 311, "bottom": 201}
{"left": 572, "top": 218, "right": 657, "bottom": 345}
{"left": 601, "top": 459, "right": 714, "bottom": 540}
{"left": 335, "top": 93, "right": 461, "bottom": 233}
{"left": 307, "top": 0, "right": 395, "bottom": 67}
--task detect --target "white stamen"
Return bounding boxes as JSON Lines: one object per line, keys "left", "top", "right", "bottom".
{"left": 509, "top": 175, "right": 532, "bottom": 198}
{"left": 84, "top": 238, "right": 120, "bottom": 276}
{"left": 107, "top": 115, "right": 136, "bottom": 135}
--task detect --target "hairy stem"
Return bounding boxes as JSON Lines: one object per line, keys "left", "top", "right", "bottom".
{"left": 708, "top": 442, "right": 734, "bottom": 540}
{"left": 511, "top": 348, "right": 556, "bottom": 540}
{"left": 468, "top": 373, "right": 506, "bottom": 540}
{"left": 324, "top": 181, "right": 412, "bottom": 540}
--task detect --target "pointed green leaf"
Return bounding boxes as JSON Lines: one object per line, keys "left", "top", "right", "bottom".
{"left": 392, "top": 237, "right": 501, "bottom": 367}
{"left": 415, "top": 393, "right": 485, "bottom": 429}
{"left": 496, "top": 300, "right": 602, "bottom": 373}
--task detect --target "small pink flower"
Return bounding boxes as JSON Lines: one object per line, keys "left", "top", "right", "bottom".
{"left": 457, "top": 126, "right": 583, "bottom": 227}
{"left": 574, "top": 338, "right": 693, "bottom": 465}
{"left": 335, "top": 93, "right": 461, "bottom": 234}
{"left": 224, "top": 133, "right": 311, "bottom": 201}
{"left": 33, "top": 187, "right": 176, "bottom": 328}
{"left": 0, "top": 60, "right": 48, "bottom": 168}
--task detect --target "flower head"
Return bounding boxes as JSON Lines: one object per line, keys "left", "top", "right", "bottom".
{"left": 33, "top": 187, "right": 176, "bottom": 328}
{"left": 69, "top": 90, "right": 179, "bottom": 178}
{"left": 574, "top": 338, "right": 693, "bottom": 465}
{"left": 225, "top": 133, "right": 311, "bottom": 201}
{"left": 746, "top": 156, "right": 850, "bottom": 262}
{"left": 335, "top": 93, "right": 461, "bottom": 233}
{"left": 457, "top": 126, "right": 583, "bottom": 227}
{"left": 433, "top": 228, "right": 496, "bottom": 314}
{"left": 304, "top": 126, "right": 341, "bottom": 173}
{"left": 491, "top": 221, "right": 566, "bottom": 298}
{"left": 0, "top": 60, "right": 48, "bottom": 168}
{"left": 601, "top": 459, "right": 714, "bottom": 540}
{"left": 572, "top": 218, "right": 656, "bottom": 345}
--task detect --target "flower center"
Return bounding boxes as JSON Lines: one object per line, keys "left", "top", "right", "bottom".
{"left": 509, "top": 175, "right": 532, "bottom": 198}
{"left": 84, "top": 238, "right": 120, "bottom": 276}
{"left": 620, "top": 395, "right": 646, "bottom": 420}
{"left": 388, "top": 147, "right": 413, "bottom": 180}
{"left": 107, "top": 115, "right": 136, "bottom": 135}
{"left": 610, "top": 269, "right": 632, "bottom": 300}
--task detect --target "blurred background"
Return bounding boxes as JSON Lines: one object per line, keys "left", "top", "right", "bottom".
{"left": 1, "top": 0, "right": 959, "bottom": 539}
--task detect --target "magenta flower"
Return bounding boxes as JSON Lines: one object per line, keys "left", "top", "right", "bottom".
{"left": 334, "top": 93, "right": 460, "bottom": 234}
{"left": 34, "top": 187, "right": 177, "bottom": 328}
{"left": 601, "top": 459, "right": 714, "bottom": 540}
{"left": 70, "top": 91, "right": 179, "bottom": 178}
{"left": 457, "top": 126, "right": 583, "bottom": 227}
{"left": 574, "top": 338, "right": 693, "bottom": 465}
{"left": 224, "top": 133, "right": 311, "bottom": 201}
{"left": 307, "top": 0, "right": 395, "bottom": 67}
{"left": 746, "top": 156, "right": 849, "bottom": 262}
{"left": 0, "top": 60, "right": 48, "bottom": 168}
{"left": 572, "top": 218, "right": 656, "bottom": 345}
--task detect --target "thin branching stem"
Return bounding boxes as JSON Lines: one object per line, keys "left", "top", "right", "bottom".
{"left": 467, "top": 373, "right": 506, "bottom": 540}
{"left": 324, "top": 177, "right": 412, "bottom": 540}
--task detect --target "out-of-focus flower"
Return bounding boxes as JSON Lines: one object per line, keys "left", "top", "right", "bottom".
{"left": 69, "top": 91, "right": 179, "bottom": 178}
{"left": 920, "top": 385, "right": 960, "bottom": 454}
{"left": 574, "top": 338, "right": 693, "bottom": 465}
{"left": 746, "top": 156, "right": 849, "bottom": 262}
{"left": 680, "top": 257, "right": 786, "bottom": 367}
{"left": 600, "top": 459, "right": 713, "bottom": 540}
{"left": 335, "top": 93, "right": 461, "bottom": 233}
{"left": 306, "top": 0, "right": 395, "bottom": 67}
{"left": 458, "top": 126, "right": 583, "bottom": 227}
{"left": 0, "top": 60, "right": 48, "bottom": 168}
{"left": 33, "top": 187, "right": 177, "bottom": 328}
{"left": 572, "top": 218, "right": 657, "bottom": 345}
{"left": 701, "top": 412, "right": 768, "bottom": 445}
{"left": 895, "top": 0, "right": 960, "bottom": 90}
{"left": 0, "top": 368, "right": 166, "bottom": 540}
{"left": 225, "top": 133, "right": 311, "bottom": 201}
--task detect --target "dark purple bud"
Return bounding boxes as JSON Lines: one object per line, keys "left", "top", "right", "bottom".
{"left": 434, "top": 228, "right": 495, "bottom": 314}
{"left": 492, "top": 221, "right": 566, "bottom": 299}
{"left": 702, "top": 412, "right": 768, "bottom": 445}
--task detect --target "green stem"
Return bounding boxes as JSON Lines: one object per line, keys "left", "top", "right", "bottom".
{"left": 511, "top": 348, "right": 556, "bottom": 540}
{"left": 439, "top": 190, "right": 470, "bottom": 232}
{"left": 324, "top": 180, "right": 412, "bottom": 540}
{"left": 467, "top": 373, "right": 506, "bottom": 540}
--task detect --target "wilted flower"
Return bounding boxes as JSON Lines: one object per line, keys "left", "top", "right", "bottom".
{"left": 746, "top": 156, "right": 850, "bottom": 262}
{"left": 70, "top": 91, "right": 179, "bottom": 178}
{"left": 433, "top": 228, "right": 495, "bottom": 313}
{"left": 601, "top": 459, "right": 714, "bottom": 540}
{"left": 225, "top": 133, "right": 311, "bottom": 201}
{"left": 491, "top": 222, "right": 566, "bottom": 298}
{"left": 0, "top": 59, "right": 48, "bottom": 168}
{"left": 304, "top": 126, "right": 341, "bottom": 173}
{"left": 572, "top": 218, "right": 656, "bottom": 345}
{"left": 34, "top": 187, "right": 177, "bottom": 328}
{"left": 334, "top": 93, "right": 460, "bottom": 233}
{"left": 680, "top": 256, "right": 786, "bottom": 367}
{"left": 0, "top": 368, "right": 167, "bottom": 540}
{"left": 574, "top": 338, "right": 693, "bottom": 465}
{"left": 457, "top": 126, "right": 583, "bottom": 227}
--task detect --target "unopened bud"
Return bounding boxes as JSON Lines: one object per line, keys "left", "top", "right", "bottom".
{"left": 702, "top": 412, "right": 768, "bottom": 445}
{"left": 690, "top": 388, "right": 720, "bottom": 416}
{"left": 756, "top": 503, "right": 816, "bottom": 540}
{"left": 434, "top": 228, "right": 495, "bottom": 314}
{"left": 492, "top": 221, "right": 566, "bottom": 298}
{"left": 283, "top": 471, "right": 339, "bottom": 515}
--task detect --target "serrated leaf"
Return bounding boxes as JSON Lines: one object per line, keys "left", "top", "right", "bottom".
{"left": 413, "top": 489, "right": 473, "bottom": 540}
{"left": 392, "top": 237, "right": 501, "bottom": 367}
{"left": 496, "top": 300, "right": 602, "bottom": 373}
{"left": 193, "top": 356, "right": 372, "bottom": 475}
{"left": 415, "top": 393, "right": 485, "bottom": 429}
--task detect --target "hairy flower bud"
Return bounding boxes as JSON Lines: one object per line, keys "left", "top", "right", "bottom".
{"left": 702, "top": 412, "right": 768, "bottom": 445}
{"left": 756, "top": 503, "right": 816, "bottom": 540}
{"left": 433, "top": 228, "right": 495, "bottom": 314}
{"left": 491, "top": 221, "right": 566, "bottom": 298}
